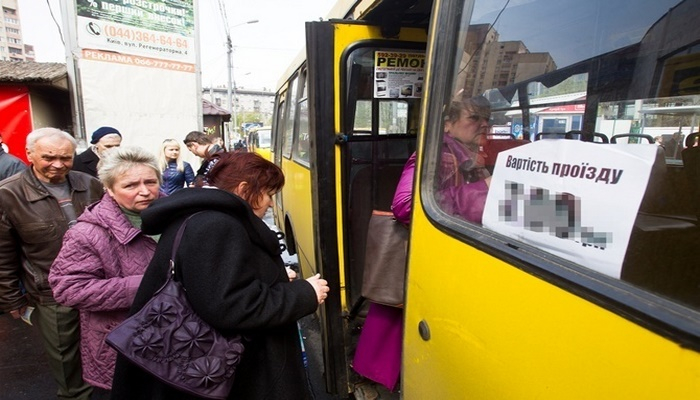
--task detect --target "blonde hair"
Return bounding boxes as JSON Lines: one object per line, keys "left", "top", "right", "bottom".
{"left": 98, "top": 146, "right": 162, "bottom": 189}
{"left": 158, "top": 139, "right": 184, "bottom": 172}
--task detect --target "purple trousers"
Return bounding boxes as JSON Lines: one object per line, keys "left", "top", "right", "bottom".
{"left": 352, "top": 302, "right": 403, "bottom": 391}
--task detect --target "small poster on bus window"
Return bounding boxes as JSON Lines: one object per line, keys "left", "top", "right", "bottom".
{"left": 374, "top": 51, "right": 425, "bottom": 99}
{"left": 482, "top": 140, "right": 658, "bottom": 278}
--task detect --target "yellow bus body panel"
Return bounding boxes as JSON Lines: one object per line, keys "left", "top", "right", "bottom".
{"left": 279, "top": 157, "right": 316, "bottom": 279}
{"left": 403, "top": 194, "right": 700, "bottom": 398}
{"left": 254, "top": 148, "right": 271, "bottom": 161}
{"left": 331, "top": 23, "right": 428, "bottom": 310}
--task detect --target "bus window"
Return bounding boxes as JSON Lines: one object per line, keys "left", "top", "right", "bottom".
{"left": 423, "top": 0, "right": 700, "bottom": 311}
{"left": 353, "top": 100, "right": 372, "bottom": 134}
{"left": 379, "top": 101, "right": 409, "bottom": 134}
{"left": 354, "top": 100, "right": 410, "bottom": 134}
{"left": 293, "top": 70, "right": 310, "bottom": 164}
{"left": 345, "top": 46, "right": 423, "bottom": 137}
{"left": 294, "top": 102, "right": 310, "bottom": 164}
{"left": 282, "top": 75, "right": 299, "bottom": 159}
{"left": 257, "top": 128, "right": 271, "bottom": 148}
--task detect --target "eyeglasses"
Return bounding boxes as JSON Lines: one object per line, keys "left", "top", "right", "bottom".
{"left": 467, "top": 114, "right": 490, "bottom": 122}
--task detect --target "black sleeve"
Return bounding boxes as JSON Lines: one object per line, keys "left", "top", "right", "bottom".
{"left": 176, "top": 213, "right": 318, "bottom": 333}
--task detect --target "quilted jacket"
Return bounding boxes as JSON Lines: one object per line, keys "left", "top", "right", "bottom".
{"left": 392, "top": 134, "right": 489, "bottom": 224}
{"left": 49, "top": 193, "right": 157, "bottom": 389}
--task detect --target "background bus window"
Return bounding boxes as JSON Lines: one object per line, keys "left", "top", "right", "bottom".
{"left": 294, "top": 93, "right": 310, "bottom": 164}
{"left": 353, "top": 100, "right": 372, "bottom": 134}
{"left": 379, "top": 101, "right": 409, "bottom": 134}
{"left": 423, "top": 0, "right": 700, "bottom": 311}
{"left": 346, "top": 46, "right": 423, "bottom": 136}
{"left": 292, "top": 70, "right": 310, "bottom": 164}
{"left": 282, "top": 75, "right": 299, "bottom": 159}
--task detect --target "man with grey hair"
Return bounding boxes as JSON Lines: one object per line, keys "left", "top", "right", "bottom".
{"left": 0, "top": 127, "right": 103, "bottom": 399}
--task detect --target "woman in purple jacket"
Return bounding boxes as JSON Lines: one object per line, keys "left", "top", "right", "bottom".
{"left": 49, "top": 146, "right": 162, "bottom": 399}
{"left": 354, "top": 96, "right": 492, "bottom": 391}
{"left": 392, "top": 95, "right": 492, "bottom": 224}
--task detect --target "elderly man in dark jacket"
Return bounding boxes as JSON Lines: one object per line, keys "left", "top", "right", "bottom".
{"left": 0, "top": 127, "right": 104, "bottom": 400}
{"left": 73, "top": 126, "right": 122, "bottom": 177}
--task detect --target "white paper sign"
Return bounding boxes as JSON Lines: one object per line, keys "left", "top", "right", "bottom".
{"left": 483, "top": 140, "right": 658, "bottom": 278}
{"left": 374, "top": 51, "right": 425, "bottom": 98}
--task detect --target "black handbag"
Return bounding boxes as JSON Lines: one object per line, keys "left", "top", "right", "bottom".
{"left": 106, "top": 213, "right": 244, "bottom": 399}
{"left": 361, "top": 210, "right": 409, "bottom": 307}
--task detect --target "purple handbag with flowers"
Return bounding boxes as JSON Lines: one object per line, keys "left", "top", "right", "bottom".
{"left": 106, "top": 213, "right": 244, "bottom": 399}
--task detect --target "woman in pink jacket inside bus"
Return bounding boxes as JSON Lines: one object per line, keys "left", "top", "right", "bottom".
{"left": 353, "top": 96, "right": 492, "bottom": 392}
{"left": 392, "top": 95, "right": 492, "bottom": 224}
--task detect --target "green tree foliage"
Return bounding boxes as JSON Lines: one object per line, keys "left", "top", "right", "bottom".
{"left": 238, "top": 111, "right": 268, "bottom": 126}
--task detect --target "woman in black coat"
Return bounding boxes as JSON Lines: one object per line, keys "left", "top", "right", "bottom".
{"left": 111, "top": 152, "right": 329, "bottom": 400}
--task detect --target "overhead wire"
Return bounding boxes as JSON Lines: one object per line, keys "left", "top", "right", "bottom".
{"left": 45, "top": 0, "right": 65, "bottom": 46}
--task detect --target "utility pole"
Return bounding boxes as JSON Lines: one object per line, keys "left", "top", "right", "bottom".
{"left": 226, "top": 35, "right": 233, "bottom": 150}
{"left": 225, "top": 19, "right": 258, "bottom": 149}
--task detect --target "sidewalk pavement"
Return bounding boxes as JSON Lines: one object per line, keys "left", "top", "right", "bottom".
{"left": 0, "top": 313, "right": 55, "bottom": 400}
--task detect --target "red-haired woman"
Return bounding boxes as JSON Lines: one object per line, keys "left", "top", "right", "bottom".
{"left": 111, "top": 152, "right": 329, "bottom": 400}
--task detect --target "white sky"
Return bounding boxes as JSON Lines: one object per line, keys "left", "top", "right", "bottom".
{"left": 17, "top": 0, "right": 337, "bottom": 91}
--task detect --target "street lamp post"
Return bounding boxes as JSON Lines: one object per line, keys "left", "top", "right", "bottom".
{"left": 226, "top": 19, "right": 258, "bottom": 149}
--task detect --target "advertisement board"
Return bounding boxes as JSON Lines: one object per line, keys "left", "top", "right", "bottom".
{"left": 374, "top": 51, "right": 425, "bottom": 99}
{"left": 76, "top": 0, "right": 195, "bottom": 65}
{"left": 63, "top": 0, "right": 201, "bottom": 161}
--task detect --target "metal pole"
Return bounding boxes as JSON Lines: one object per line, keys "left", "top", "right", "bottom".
{"left": 226, "top": 35, "right": 233, "bottom": 150}
{"left": 225, "top": 20, "right": 258, "bottom": 149}
{"left": 232, "top": 67, "right": 238, "bottom": 144}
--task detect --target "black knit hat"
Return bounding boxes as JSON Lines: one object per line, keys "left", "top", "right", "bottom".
{"left": 91, "top": 126, "right": 121, "bottom": 144}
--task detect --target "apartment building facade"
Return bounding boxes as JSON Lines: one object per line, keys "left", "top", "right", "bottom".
{"left": 203, "top": 85, "right": 275, "bottom": 128}
{"left": 0, "top": 0, "right": 32, "bottom": 62}
{"left": 460, "top": 23, "right": 556, "bottom": 98}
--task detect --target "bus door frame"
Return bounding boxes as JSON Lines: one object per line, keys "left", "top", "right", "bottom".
{"left": 305, "top": 19, "right": 427, "bottom": 396}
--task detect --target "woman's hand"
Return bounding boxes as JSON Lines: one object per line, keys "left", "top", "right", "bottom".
{"left": 286, "top": 266, "right": 297, "bottom": 281}
{"left": 306, "top": 273, "right": 330, "bottom": 304}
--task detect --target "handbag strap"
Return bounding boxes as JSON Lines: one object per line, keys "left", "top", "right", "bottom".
{"left": 169, "top": 212, "right": 204, "bottom": 278}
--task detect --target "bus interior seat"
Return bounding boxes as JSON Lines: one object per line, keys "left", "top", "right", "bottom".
{"left": 684, "top": 131, "right": 699, "bottom": 148}
{"left": 621, "top": 218, "right": 700, "bottom": 308}
{"left": 534, "top": 130, "right": 609, "bottom": 143}
{"left": 535, "top": 132, "right": 572, "bottom": 140}
{"left": 631, "top": 145, "right": 696, "bottom": 227}
{"left": 610, "top": 133, "right": 655, "bottom": 144}
{"left": 482, "top": 138, "right": 530, "bottom": 174}
{"left": 681, "top": 134, "right": 700, "bottom": 221}
{"left": 621, "top": 145, "right": 700, "bottom": 307}
{"left": 578, "top": 131, "right": 609, "bottom": 143}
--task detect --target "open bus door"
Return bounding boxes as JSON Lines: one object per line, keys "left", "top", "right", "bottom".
{"left": 302, "top": 19, "right": 426, "bottom": 396}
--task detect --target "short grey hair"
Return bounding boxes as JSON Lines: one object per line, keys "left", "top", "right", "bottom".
{"left": 25, "top": 128, "right": 77, "bottom": 152}
{"left": 98, "top": 146, "right": 162, "bottom": 189}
